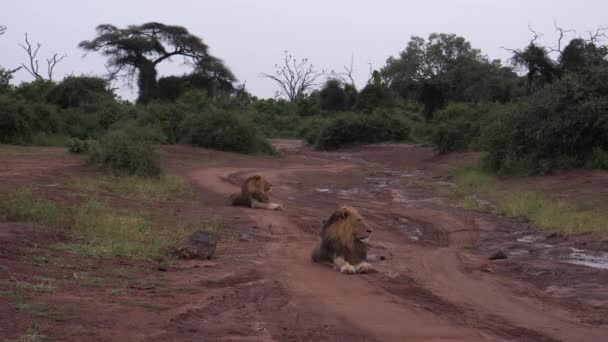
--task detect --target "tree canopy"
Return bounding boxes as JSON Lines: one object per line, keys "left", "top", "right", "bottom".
{"left": 382, "top": 33, "right": 522, "bottom": 118}
{"left": 79, "top": 22, "right": 236, "bottom": 103}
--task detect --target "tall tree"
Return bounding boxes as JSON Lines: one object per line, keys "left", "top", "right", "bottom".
{"left": 79, "top": 22, "right": 235, "bottom": 103}
{"left": 383, "top": 33, "right": 521, "bottom": 118}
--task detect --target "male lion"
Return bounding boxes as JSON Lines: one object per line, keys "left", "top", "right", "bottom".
{"left": 311, "top": 206, "right": 373, "bottom": 274}
{"left": 229, "top": 174, "right": 283, "bottom": 211}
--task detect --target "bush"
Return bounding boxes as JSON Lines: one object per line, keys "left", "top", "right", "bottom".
{"left": 181, "top": 110, "right": 276, "bottom": 154}
{"left": 432, "top": 103, "right": 491, "bottom": 154}
{"left": 89, "top": 124, "right": 161, "bottom": 177}
{"left": 66, "top": 138, "right": 91, "bottom": 154}
{"left": 46, "top": 75, "right": 113, "bottom": 109}
{"left": 588, "top": 148, "right": 608, "bottom": 170}
{"left": 481, "top": 70, "right": 608, "bottom": 175}
{"left": 298, "top": 116, "right": 329, "bottom": 145}
{"left": 315, "top": 111, "right": 410, "bottom": 150}
{"left": 320, "top": 79, "right": 348, "bottom": 111}
{"left": 0, "top": 95, "right": 35, "bottom": 143}
{"left": 136, "top": 102, "right": 187, "bottom": 143}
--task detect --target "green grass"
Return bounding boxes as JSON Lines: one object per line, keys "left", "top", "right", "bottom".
{"left": 449, "top": 165, "right": 608, "bottom": 237}
{"left": 68, "top": 174, "right": 190, "bottom": 202}
{"left": 0, "top": 280, "right": 66, "bottom": 322}
{"left": 15, "top": 280, "right": 56, "bottom": 294}
{"left": 3, "top": 326, "right": 47, "bottom": 342}
{"left": 56, "top": 199, "right": 167, "bottom": 259}
{"left": 109, "top": 298, "right": 169, "bottom": 312}
{"left": 0, "top": 188, "right": 65, "bottom": 226}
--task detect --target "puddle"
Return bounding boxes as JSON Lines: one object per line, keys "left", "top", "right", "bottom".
{"left": 564, "top": 252, "right": 608, "bottom": 270}
{"left": 517, "top": 235, "right": 544, "bottom": 243}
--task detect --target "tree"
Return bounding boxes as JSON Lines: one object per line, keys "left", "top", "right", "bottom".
{"left": 19, "top": 33, "right": 66, "bottom": 81}
{"left": 381, "top": 33, "right": 516, "bottom": 118}
{"left": 505, "top": 24, "right": 608, "bottom": 94}
{"left": 0, "top": 25, "right": 6, "bottom": 36}
{"left": 320, "top": 79, "right": 348, "bottom": 111}
{"left": 260, "top": 51, "right": 324, "bottom": 102}
{"left": 79, "top": 22, "right": 236, "bottom": 103}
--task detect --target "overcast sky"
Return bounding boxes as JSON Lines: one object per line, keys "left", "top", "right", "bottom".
{"left": 1, "top": 0, "right": 606, "bottom": 100}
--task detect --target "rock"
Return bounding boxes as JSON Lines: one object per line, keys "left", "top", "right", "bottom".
{"left": 489, "top": 250, "right": 508, "bottom": 260}
{"left": 174, "top": 230, "right": 218, "bottom": 260}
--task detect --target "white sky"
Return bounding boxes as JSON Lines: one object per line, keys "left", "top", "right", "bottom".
{"left": 1, "top": 0, "right": 606, "bottom": 100}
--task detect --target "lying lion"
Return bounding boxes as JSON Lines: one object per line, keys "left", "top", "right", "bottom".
{"left": 312, "top": 206, "right": 373, "bottom": 274}
{"left": 230, "top": 174, "right": 283, "bottom": 211}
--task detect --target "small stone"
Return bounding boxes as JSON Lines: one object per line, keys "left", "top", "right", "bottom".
{"left": 174, "top": 230, "right": 218, "bottom": 260}
{"left": 489, "top": 250, "right": 508, "bottom": 260}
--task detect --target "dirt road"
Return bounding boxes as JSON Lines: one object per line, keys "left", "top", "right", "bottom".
{"left": 183, "top": 141, "right": 608, "bottom": 341}
{"left": 2, "top": 141, "right": 607, "bottom": 341}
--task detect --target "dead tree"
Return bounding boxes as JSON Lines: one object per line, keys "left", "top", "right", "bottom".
{"left": 19, "top": 33, "right": 66, "bottom": 81}
{"left": 259, "top": 51, "right": 324, "bottom": 102}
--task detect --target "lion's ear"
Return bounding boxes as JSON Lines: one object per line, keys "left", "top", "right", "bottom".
{"left": 251, "top": 174, "right": 262, "bottom": 180}
{"left": 339, "top": 206, "right": 351, "bottom": 220}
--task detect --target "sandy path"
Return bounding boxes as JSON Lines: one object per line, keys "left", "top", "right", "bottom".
{"left": 188, "top": 147, "right": 608, "bottom": 341}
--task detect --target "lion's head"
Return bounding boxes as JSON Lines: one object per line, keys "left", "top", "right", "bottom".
{"left": 245, "top": 174, "right": 272, "bottom": 195}
{"left": 324, "top": 206, "right": 372, "bottom": 253}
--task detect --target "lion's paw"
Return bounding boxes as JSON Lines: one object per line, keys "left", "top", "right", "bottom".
{"left": 273, "top": 204, "right": 284, "bottom": 211}
{"left": 340, "top": 264, "right": 356, "bottom": 274}
{"left": 355, "top": 262, "right": 373, "bottom": 274}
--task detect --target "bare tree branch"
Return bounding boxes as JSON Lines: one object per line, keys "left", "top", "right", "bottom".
{"left": 46, "top": 53, "right": 66, "bottom": 81}
{"left": 0, "top": 25, "right": 6, "bottom": 36}
{"left": 19, "top": 33, "right": 43, "bottom": 80}
{"left": 334, "top": 54, "right": 356, "bottom": 88}
{"left": 586, "top": 26, "right": 608, "bottom": 44}
{"left": 367, "top": 62, "right": 375, "bottom": 84}
{"left": 527, "top": 24, "right": 542, "bottom": 45}
{"left": 19, "top": 33, "right": 66, "bottom": 81}
{"left": 548, "top": 21, "right": 575, "bottom": 57}
{"left": 259, "top": 51, "right": 325, "bottom": 102}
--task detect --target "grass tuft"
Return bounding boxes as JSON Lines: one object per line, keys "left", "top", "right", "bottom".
{"left": 449, "top": 165, "right": 608, "bottom": 237}
{"left": 0, "top": 188, "right": 65, "bottom": 226}
{"left": 68, "top": 174, "right": 189, "bottom": 202}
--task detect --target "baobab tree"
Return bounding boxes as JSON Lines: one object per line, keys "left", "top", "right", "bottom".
{"left": 79, "top": 22, "right": 235, "bottom": 103}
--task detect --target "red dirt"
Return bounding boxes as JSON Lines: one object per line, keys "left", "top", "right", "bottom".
{"left": 1, "top": 141, "right": 608, "bottom": 341}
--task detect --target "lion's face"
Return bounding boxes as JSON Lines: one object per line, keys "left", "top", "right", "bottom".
{"left": 246, "top": 174, "right": 272, "bottom": 194}
{"left": 325, "top": 206, "right": 373, "bottom": 250}
{"left": 349, "top": 210, "right": 372, "bottom": 244}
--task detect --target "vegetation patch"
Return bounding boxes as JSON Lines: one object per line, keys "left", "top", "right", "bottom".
{"left": 1, "top": 188, "right": 65, "bottom": 227}
{"left": 449, "top": 165, "right": 608, "bottom": 237}
{"left": 68, "top": 174, "right": 189, "bottom": 202}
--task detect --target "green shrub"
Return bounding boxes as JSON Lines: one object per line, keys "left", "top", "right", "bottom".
{"left": 136, "top": 102, "right": 188, "bottom": 144}
{"left": 481, "top": 70, "right": 608, "bottom": 175}
{"left": 66, "top": 138, "right": 91, "bottom": 154}
{"left": 320, "top": 79, "right": 348, "bottom": 111}
{"left": 46, "top": 75, "right": 113, "bottom": 109}
{"left": 90, "top": 124, "right": 161, "bottom": 177}
{"left": 298, "top": 116, "right": 329, "bottom": 145}
{"left": 181, "top": 110, "right": 276, "bottom": 155}
{"left": 315, "top": 111, "right": 410, "bottom": 150}
{"left": 432, "top": 103, "right": 491, "bottom": 154}
{"left": 588, "top": 148, "right": 608, "bottom": 170}
{"left": 0, "top": 95, "right": 35, "bottom": 143}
